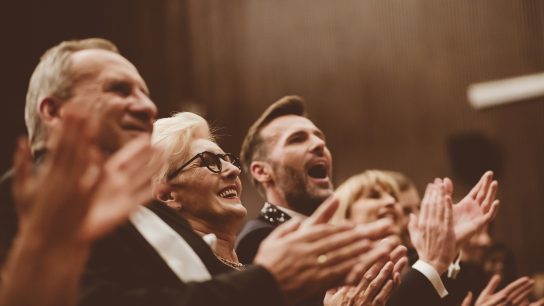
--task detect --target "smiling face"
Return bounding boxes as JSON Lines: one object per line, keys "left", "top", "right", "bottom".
{"left": 349, "top": 184, "right": 403, "bottom": 235}
{"left": 259, "top": 115, "right": 333, "bottom": 215}
{"left": 62, "top": 49, "right": 157, "bottom": 152}
{"left": 168, "top": 138, "right": 246, "bottom": 226}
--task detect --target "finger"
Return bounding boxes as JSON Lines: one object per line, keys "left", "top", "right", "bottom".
{"left": 475, "top": 171, "right": 493, "bottom": 204}
{"left": 469, "top": 171, "right": 493, "bottom": 199}
{"left": 373, "top": 279, "right": 394, "bottom": 306}
{"left": 302, "top": 196, "right": 340, "bottom": 227}
{"left": 443, "top": 177, "right": 454, "bottom": 196}
{"left": 392, "top": 272, "right": 401, "bottom": 287}
{"left": 436, "top": 182, "right": 447, "bottom": 222}
{"left": 363, "top": 261, "right": 394, "bottom": 301}
{"left": 445, "top": 195, "right": 453, "bottom": 231}
{"left": 292, "top": 223, "right": 353, "bottom": 244}
{"left": 460, "top": 291, "right": 473, "bottom": 306}
{"left": 353, "top": 218, "right": 395, "bottom": 240}
{"left": 418, "top": 183, "right": 432, "bottom": 227}
{"left": 530, "top": 298, "right": 544, "bottom": 306}
{"left": 393, "top": 256, "right": 408, "bottom": 275}
{"left": 483, "top": 200, "right": 500, "bottom": 224}
{"left": 123, "top": 147, "right": 164, "bottom": 190}
{"left": 308, "top": 229, "right": 373, "bottom": 258}
{"left": 407, "top": 213, "right": 418, "bottom": 239}
{"left": 389, "top": 245, "right": 408, "bottom": 264}
{"left": 481, "top": 180, "right": 498, "bottom": 213}
{"left": 266, "top": 217, "right": 302, "bottom": 239}
{"left": 345, "top": 239, "right": 397, "bottom": 285}
{"left": 510, "top": 279, "right": 535, "bottom": 305}
{"left": 105, "top": 136, "right": 150, "bottom": 171}
{"left": 498, "top": 276, "right": 531, "bottom": 297}
{"left": 482, "top": 274, "right": 502, "bottom": 296}
{"left": 426, "top": 181, "right": 439, "bottom": 227}
{"left": 357, "top": 260, "right": 388, "bottom": 294}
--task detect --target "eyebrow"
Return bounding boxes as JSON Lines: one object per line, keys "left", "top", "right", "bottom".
{"left": 103, "top": 77, "right": 150, "bottom": 96}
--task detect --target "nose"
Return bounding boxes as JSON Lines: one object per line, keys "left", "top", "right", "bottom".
{"left": 129, "top": 93, "right": 158, "bottom": 122}
{"left": 309, "top": 135, "right": 326, "bottom": 156}
{"left": 383, "top": 193, "right": 397, "bottom": 208}
{"left": 220, "top": 160, "right": 241, "bottom": 180}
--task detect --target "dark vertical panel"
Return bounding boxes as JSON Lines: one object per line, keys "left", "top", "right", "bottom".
{"left": 185, "top": 0, "right": 544, "bottom": 275}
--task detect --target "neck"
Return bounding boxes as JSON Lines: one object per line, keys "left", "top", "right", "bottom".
{"left": 186, "top": 218, "right": 240, "bottom": 262}
{"left": 264, "top": 188, "right": 306, "bottom": 216}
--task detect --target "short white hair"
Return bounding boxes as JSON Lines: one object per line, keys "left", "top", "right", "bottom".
{"left": 151, "top": 112, "right": 215, "bottom": 182}
{"left": 25, "top": 38, "right": 118, "bottom": 154}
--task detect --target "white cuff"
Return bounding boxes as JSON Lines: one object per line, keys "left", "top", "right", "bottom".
{"left": 447, "top": 255, "right": 462, "bottom": 279}
{"left": 412, "top": 260, "right": 449, "bottom": 298}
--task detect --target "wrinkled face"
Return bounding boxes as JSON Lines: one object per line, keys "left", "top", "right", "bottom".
{"left": 169, "top": 138, "right": 246, "bottom": 224}
{"left": 63, "top": 49, "right": 157, "bottom": 152}
{"left": 260, "top": 115, "right": 333, "bottom": 215}
{"left": 349, "top": 184, "right": 403, "bottom": 235}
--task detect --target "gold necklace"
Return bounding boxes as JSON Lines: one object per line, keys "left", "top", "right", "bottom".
{"left": 214, "top": 254, "right": 245, "bottom": 271}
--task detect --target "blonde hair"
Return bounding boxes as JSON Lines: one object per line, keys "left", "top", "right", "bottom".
{"left": 332, "top": 170, "right": 400, "bottom": 223}
{"left": 25, "top": 38, "right": 118, "bottom": 154}
{"left": 151, "top": 112, "right": 215, "bottom": 182}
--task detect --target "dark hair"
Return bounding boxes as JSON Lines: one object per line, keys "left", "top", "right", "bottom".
{"left": 240, "top": 95, "right": 306, "bottom": 191}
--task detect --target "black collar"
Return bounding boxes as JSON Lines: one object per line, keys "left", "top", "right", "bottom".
{"left": 259, "top": 202, "right": 291, "bottom": 226}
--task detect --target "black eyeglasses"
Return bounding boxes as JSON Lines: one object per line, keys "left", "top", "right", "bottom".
{"left": 167, "top": 151, "right": 241, "bottom": 181}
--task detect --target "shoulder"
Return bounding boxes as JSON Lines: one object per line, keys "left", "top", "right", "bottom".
{"left": 235, "top": 219, "right": 276, "bottom": 264}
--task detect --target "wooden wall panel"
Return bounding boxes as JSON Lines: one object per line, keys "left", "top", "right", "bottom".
{"left": 184, "top": 0, "right": 544, "bottom": 274}
{"left": 2, "top": 0, "right": 543, "bottom": 275}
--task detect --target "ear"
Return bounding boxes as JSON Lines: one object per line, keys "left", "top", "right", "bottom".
{"left": 38, "top": 97, "right": 62, "bottom": 124}
{"left": 250, "top": 161, "right": 273, "bottom": 185}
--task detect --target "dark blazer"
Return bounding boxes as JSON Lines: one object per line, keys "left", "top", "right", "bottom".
{"left": 237, "top": 203, "right": 458, "bottom": 306}
{"left": 79, "top": 202, "right": 285, "bottom": 306}
{"left": 236, "top": 217, "right": 276, "bottom": 264}
{"left": 0, "top": 172, "right": 285, "bottom": 306}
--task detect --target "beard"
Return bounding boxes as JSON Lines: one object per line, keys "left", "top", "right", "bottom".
{"left": 272, "top": 161, "right": 332, "bottom": 216}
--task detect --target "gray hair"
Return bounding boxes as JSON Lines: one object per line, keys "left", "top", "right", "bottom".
{"left": 25, "top": 38, "right": 118, "bottom": 154}
{"left": 151, "top": 112, "right": 215, "bottom": 183}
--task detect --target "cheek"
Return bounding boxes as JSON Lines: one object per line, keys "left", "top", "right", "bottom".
{"left": 349, "top": 201, "right": 379, "bottom": 223}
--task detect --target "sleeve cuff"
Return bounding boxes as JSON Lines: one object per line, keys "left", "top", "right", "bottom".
{"left": 412, "top": 260, "right": 449, "bottom": 298}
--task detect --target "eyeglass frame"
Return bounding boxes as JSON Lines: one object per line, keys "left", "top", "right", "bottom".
{"left": 167, "top": 151, "right": 241, "bottom": 181}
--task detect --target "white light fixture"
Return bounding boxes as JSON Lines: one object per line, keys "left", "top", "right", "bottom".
{"left": 467, "top": 72, "right": 544, "bottom": 109}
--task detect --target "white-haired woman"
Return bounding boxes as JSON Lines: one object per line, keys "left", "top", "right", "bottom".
{"left": 151, "top": 112, "right": 246, "bottom": 270}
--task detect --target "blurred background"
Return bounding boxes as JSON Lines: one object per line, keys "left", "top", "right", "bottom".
{"left": 1, "top": 0, "right": 543, "bottom": 277}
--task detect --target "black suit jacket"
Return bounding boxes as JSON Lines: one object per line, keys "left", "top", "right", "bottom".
{"left": 237, "top": 203, "right": 456, "bottom": 306}
{"left": 236, "top": 217, "right": 275, "bottom": 264}
{"left": 0, "top": 172, "right": 285, "bottom": 306}
{"left": 79, "top": 202, "right": 285, "bottom": 306}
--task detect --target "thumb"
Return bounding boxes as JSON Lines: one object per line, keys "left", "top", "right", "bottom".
{"left": 482, "top": 274, "right": 501, "bottom": 296}
{"left": 461, "top": 291, "right": 473, "bottom": 306}
{"left": 266, "top": 217, "right": 301, "bottom": 239}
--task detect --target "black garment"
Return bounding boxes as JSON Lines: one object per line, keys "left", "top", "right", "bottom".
{"left": 236, "top": 203, "right": 285, "bottom": 264}
{"left": 387, "top": 268, "right": 443, "bottom": 306}
{"left": 442, "top": 262, "right": 489, "bottom": 306}
{"left": 0, "top": 172, "right": 285, "bottom": 306}
{"left": 238, "top": 203, "right": 458, "bottom": 306}
{"left": 79, "top": 202, "right": 285, "bottom": 306}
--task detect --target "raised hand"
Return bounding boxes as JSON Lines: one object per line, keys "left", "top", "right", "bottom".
{"left": 324, "top": 245, "right": 408, "bottom": 306}
{"left": 255, "top": 198, "right": 398, "bottom": 306}
{"left": 462, "top": 274, "right": 536, "bottom": 306}
{"left": 408, "top": 179, "right": 456, "bottom": 274}
{"left": 446, "top": 171, "right": 500, "bottom": 247}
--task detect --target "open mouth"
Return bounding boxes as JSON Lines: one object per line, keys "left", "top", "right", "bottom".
{"left": 307, "top": 163, "right": 328, "bottom": 179}
{"left": 217, "top": 187, "right": 238, "bottom": 199}
{"left": 378, "top": 211, "right": 398, "bottom": 221}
